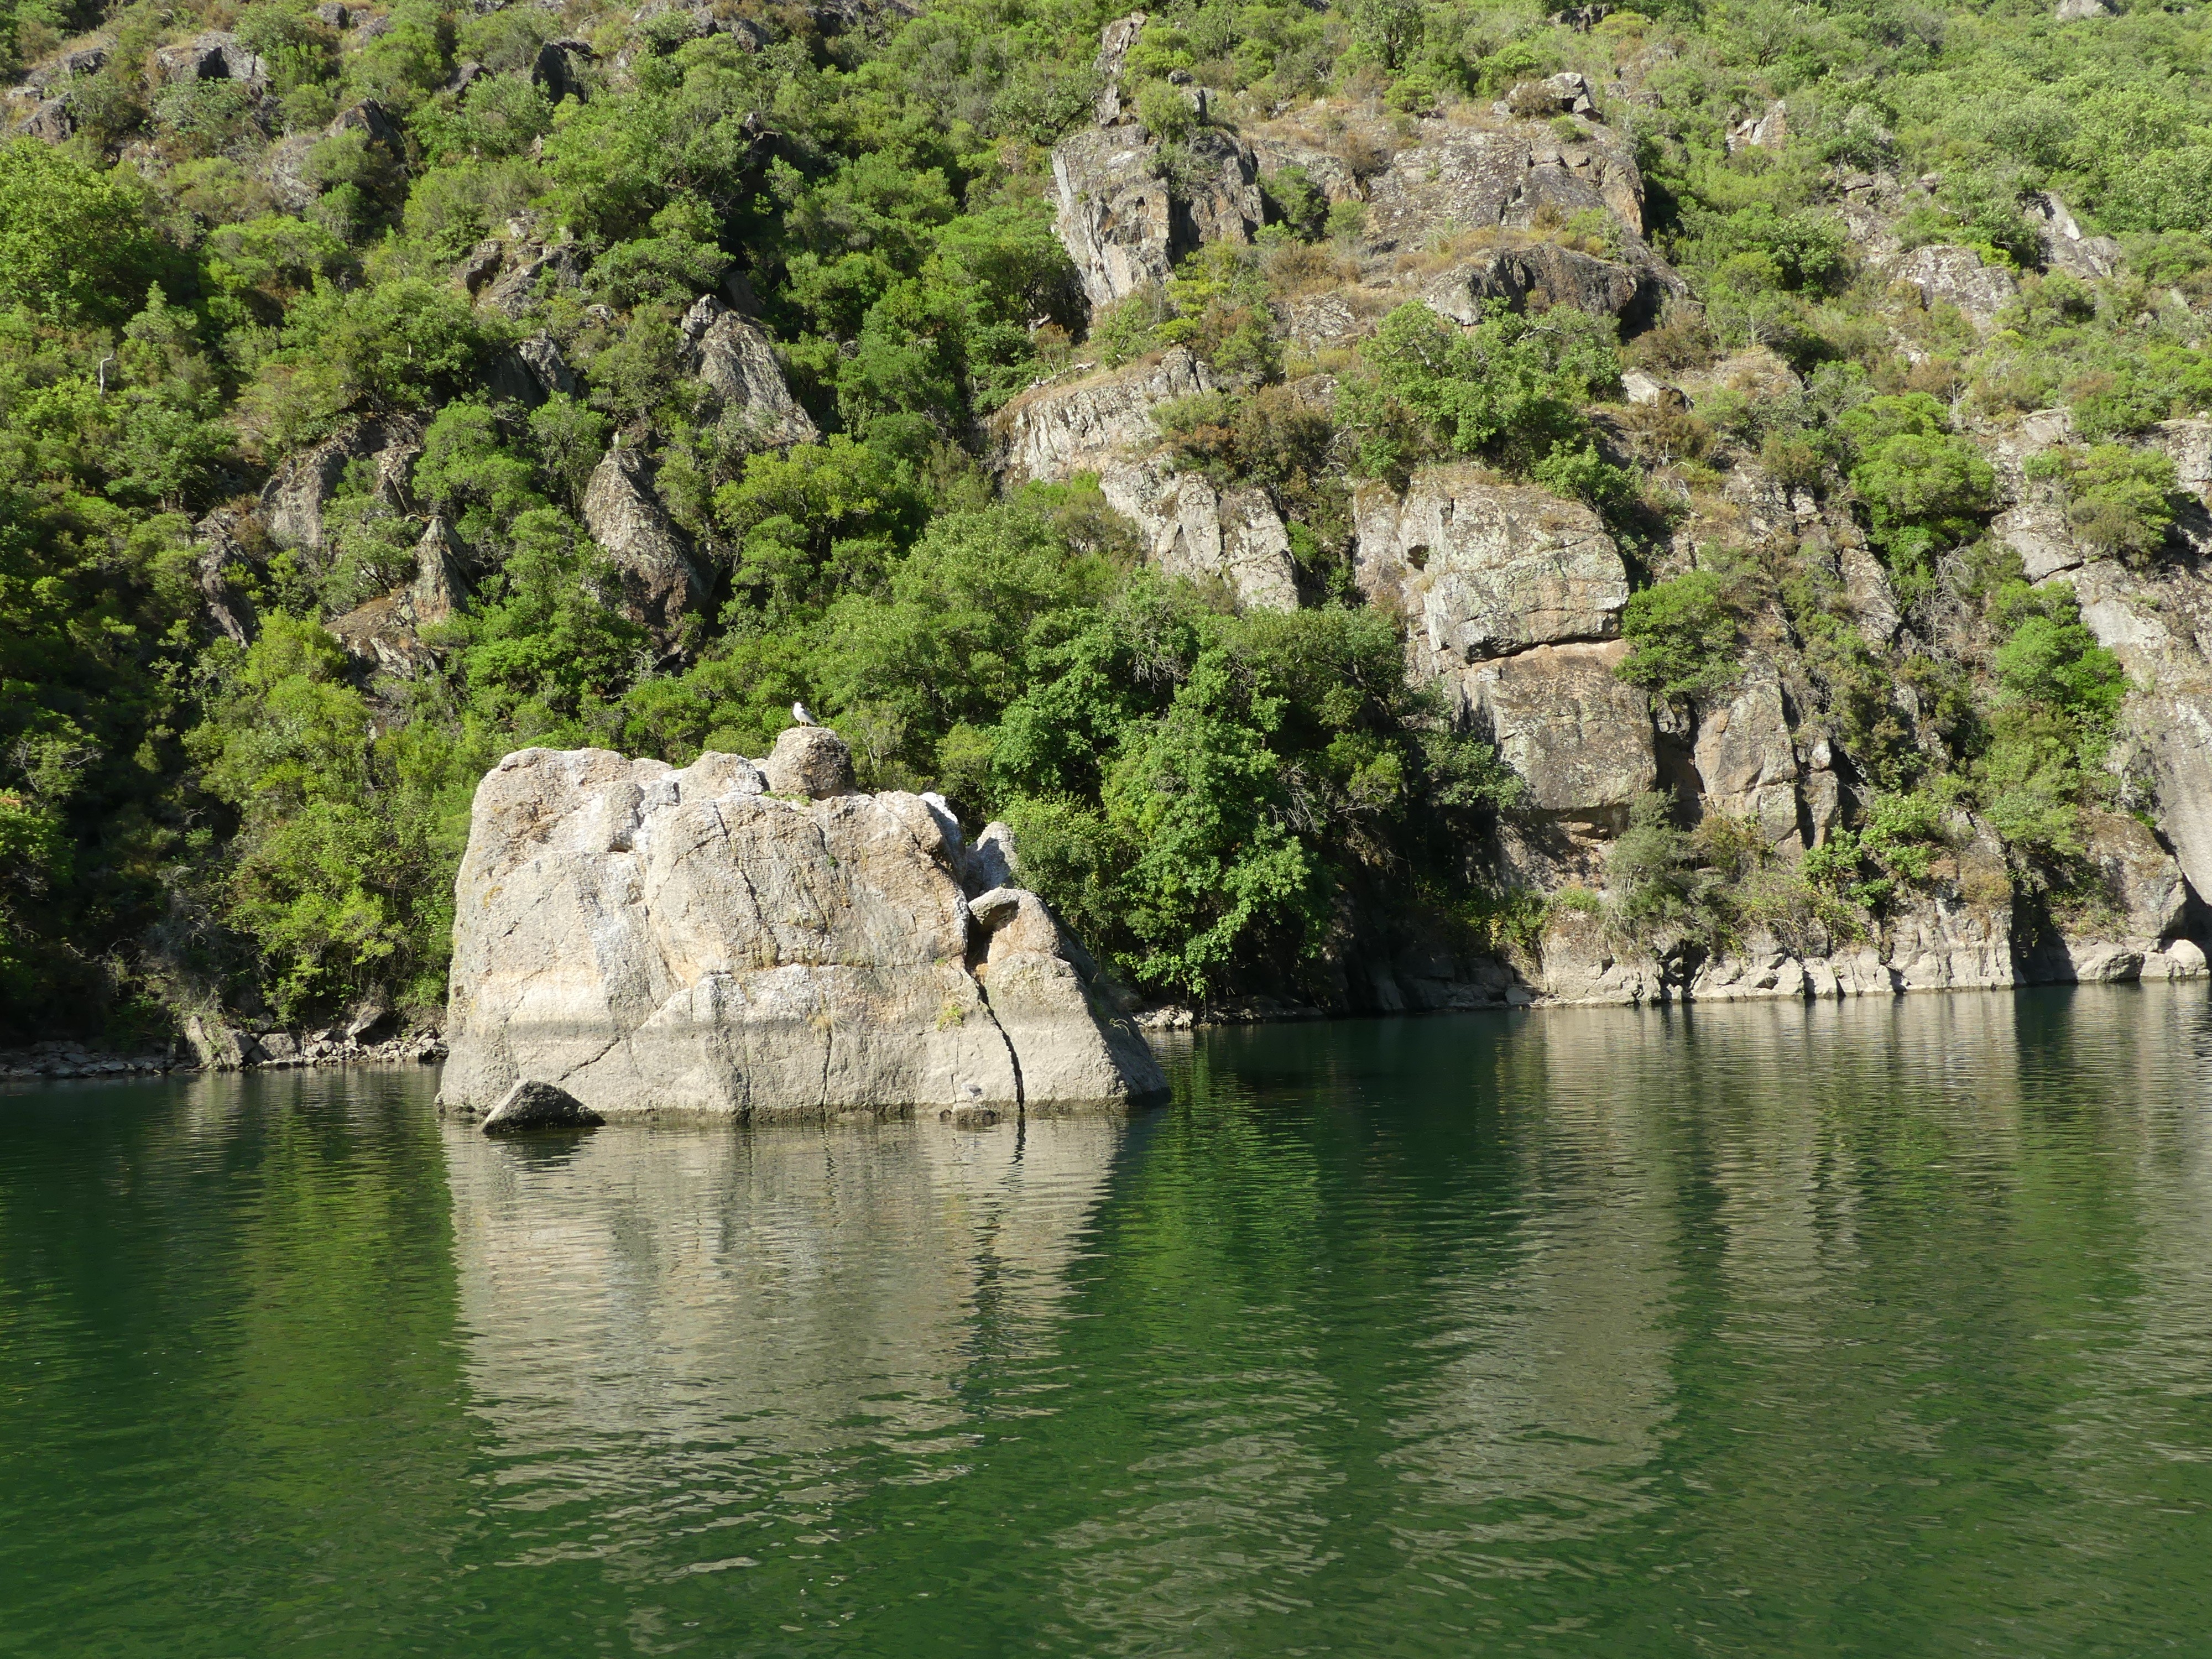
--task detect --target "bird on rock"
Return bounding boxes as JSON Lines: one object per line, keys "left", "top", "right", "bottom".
{"left": 791, "top": 702, "right": 815, "bottom": 726}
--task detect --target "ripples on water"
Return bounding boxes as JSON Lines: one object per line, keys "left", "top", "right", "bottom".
{"left": 4, "top": 987, "right": 2211, "bottom": 1656}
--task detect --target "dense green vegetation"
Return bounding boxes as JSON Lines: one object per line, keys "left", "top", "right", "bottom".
{"left": 3, "top": 0, "right": 2209, "bottom": 1038}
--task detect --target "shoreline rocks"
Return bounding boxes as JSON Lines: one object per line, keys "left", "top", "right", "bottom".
{"left": 437, "top": 729, "right": 1167, "bottom": 1124}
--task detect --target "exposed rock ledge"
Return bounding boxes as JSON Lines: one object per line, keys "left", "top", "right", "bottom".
{"left": 438, "top": 727, "right": 1166, "bottom": 1123}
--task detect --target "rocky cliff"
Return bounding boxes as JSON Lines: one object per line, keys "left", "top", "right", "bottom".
{"left": 440, "top": 728, "right": 1165, "bottom": 1121}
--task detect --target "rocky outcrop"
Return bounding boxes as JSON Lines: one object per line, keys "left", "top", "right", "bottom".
{"left": 531, "top": 38, "right": 594, "bottom": 103}
{"left": 458, "top": 231, "right": 586, "bottom": 318}
{"left": 1360, "top": 127, "right": 1647, "bottom": 256}
{"left": 194, "top": 510, "right": 260, "bottom": 646}
{"left": 2025, "top": 192, "right": 2121, "bottom": 281}
{"left": 1884, "top": 244, "right": 2017, "bottom": 328}
{"left": 1692, "top": 664, "right": 1804, "bottom": 853}
{"left": 1461, "top": 640, "right": 1656, "bottom": 831}
{"left": 12, "top": 96, "right": 75, "bottom": 142}
{"left": 992, "top": 347, "right": 1213, "bottom": 483}
{"left": 1726, "top": 100, "right": 1789, "bottom": 153}
{"left": 679, "top": 295, "right": 818, "bottom": 447}
{"left": 2020, "top": 809, "right": 2201, "bottom": 982}
{"left": 326, "top": 516, "right": 471, "bottom": 675}
{"left": 438, "top": 735, "right": 1166, "bottom": 1122}
{"left": 1051, "top": 123, "right": 1262, "bottom": 307}
{"left": 580, "top": 447, "right": 710, "bottom": 641}
{"left": 1421, "top": 243, "right": 1677, "bottom": 330}
{"left": 989, "top": 346, "right": 1296, "bottom": 607}
{"left": 1353, "top": 471, "right": 1630, "bottom": 663}
{"left": 1091, "top": 13, "right": 1146, "bottom": 124}
{"left": 152, "top": 30, "right": 267, "bottom": 88}
{"left": 484, "top": 333, "right": 576, "bottom": 406}
{"left": 1098, "top": 457, "right": 1299, "bottom": 611}
{"left": 258, "top": 416, "right": 420, "bottom": 554}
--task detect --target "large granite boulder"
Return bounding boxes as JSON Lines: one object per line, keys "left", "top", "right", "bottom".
{"left": 439, "top": 740, "right": 1165, "bottom": 1122}
{"left": 1354, "top": 470, "right": 1630, "bottom": 662}
{"left": 580, "top": 447, "right": 711, "bottom": 641}
{"left": 991, "top": 346, "right": 1213, "bottom": 484}
{"left": 481, "top": 1079, "right": 603, "bottom": 1135}
{"left": 1051, "top": 123, "right": 1262, "bottom": 307}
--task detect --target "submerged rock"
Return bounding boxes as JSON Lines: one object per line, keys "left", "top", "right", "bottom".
{"left": 439, "top": 738, "right": 1166, "bottom": 1123}
{"left": 481, "top": 1079, "right": 605, "bottom": 1134}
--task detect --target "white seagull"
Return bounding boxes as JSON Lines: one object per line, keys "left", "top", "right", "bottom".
{"left": 791, "top": 701, "right": 816, "bottom": 726}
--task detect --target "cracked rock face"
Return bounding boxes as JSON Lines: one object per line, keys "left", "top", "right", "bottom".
{"left": 1353, "top": 469, "right": 1630, "bottom": 661}
{"left": 1420, "top": 243, "right": 1677, "bottom": 331}
{"left": 991, "top": 346, "right": 1213, "bottom": 484}
{"left": 580, "top": 447, "right": 710, "bottom": 640}
{"left": 1459, "top": 640, "right": 1656, "bottom": 827}
{"left": 680, "top": 295, "right": 818, "bottom": 448}
{"left": 1692, "top": 663, "right": 1803, "bottom": 853}
{"left": 439, "top": 742, "right": 1165, "bottom": 1122}
{"left": 1099, "top": 456, "right": 1300, "bottom": 611}
{"left": 1051, "top": 123, "right": 1262, "bottom": 307}
{"left": 1884, "top": 244, "right": 2017, "bottom": 329}
{"left": 1359, "top": 127, "right": 1647, "bottom": 258}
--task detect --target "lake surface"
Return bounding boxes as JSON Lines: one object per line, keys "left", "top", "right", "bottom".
{"left": 5, "top": 987, "right": 2212, "bottom": 1657}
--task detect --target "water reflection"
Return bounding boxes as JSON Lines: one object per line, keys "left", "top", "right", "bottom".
{"left": 441, "top": 1114, "right": 1129, "bottom": 1565}
{"left": 7, "top": 988, "right": 2211, "bottom": 1656}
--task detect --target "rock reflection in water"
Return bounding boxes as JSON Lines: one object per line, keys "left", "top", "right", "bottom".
{"left": 441, "top": 1114, "right": 1127, "bottom": 1558}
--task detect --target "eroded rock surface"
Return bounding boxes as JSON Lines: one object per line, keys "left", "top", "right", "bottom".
{"left": 439, "top": 737, "right": 1165, "bottom": 1121}
{"left": 581, "top": 447, "right": 710, "bottom": 640}
{"left": 992, "top": 347, "right": 1213, "bottom": 484}
{"left": 1052, "top": 123, "right": 1262, "bottom": 307}
{"left": 1359, "top": 127, "right": 1647, "bottom": 256}
{"left": 1354, "top": 470, "right": 1630, "bottom": 662}
{"left": 1460, "top": 640, "right": 1656, "bottom": 830}
{"left": 1885, "top": 244, "right": 2017, "bottom": 328}
{"left": 680, "top": 295, "right": 818, "bottom": 447}
{"left": 1420, "top": 242, "right": 1677, "bottom": 330}
{"left": 1099, "top": 457, "right": 1300, "bottom": 611}
{"left": 1692, "top": 664, "right": 1803, "bottom": 853}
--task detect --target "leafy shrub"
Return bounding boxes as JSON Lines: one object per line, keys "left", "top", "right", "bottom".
{"left": 1616, "top": 571, "right": 1742, "bottom": 702}
{"left": 1345, "top": 299, "right": 1620, "bottom": 481}
{"left": 2024, "top": 444, "right": 2180, "bottom": 565}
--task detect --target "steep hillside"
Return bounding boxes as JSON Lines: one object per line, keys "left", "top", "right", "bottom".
{"left": 5, "top": 0, "right": 2211, "bottom": 1042}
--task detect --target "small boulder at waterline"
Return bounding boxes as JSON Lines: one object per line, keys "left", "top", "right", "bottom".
{"left": 482, "top": 1079, "right": 606, "bottom": 1135}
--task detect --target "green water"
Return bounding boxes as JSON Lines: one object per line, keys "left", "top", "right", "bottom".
{"left": 6, "top": 988, "right": 2212, "bottom": 1657}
